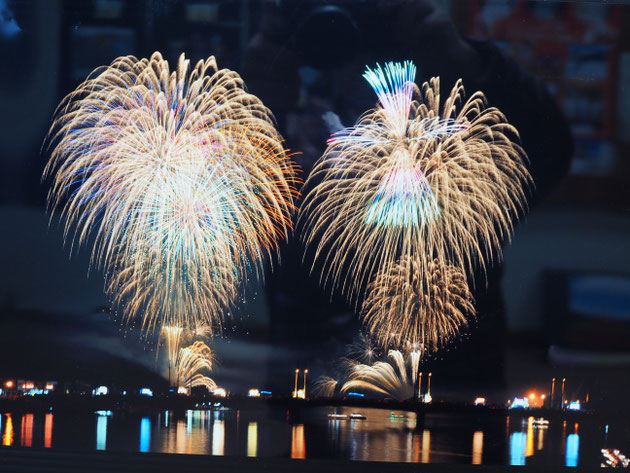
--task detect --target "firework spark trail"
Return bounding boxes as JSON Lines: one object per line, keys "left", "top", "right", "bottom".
{"left": 175, "top": 341, "right": 217, "bottom": 392}
{"left": 312, "top": 376, "right": 339, "bottom": 398}
{"left": 44, "top": 52, "right": 299, "bottom": 333}
{"left": 362, "top": 257, "right": 475, "bottom": 350}
{"left": 300, "top": 61, "right": 531, "bottom": 306}
{"left": 161, "top": 325, "right": 183, "bottom": 371}
{"left": 340, "top": 349, "right": 421, "bottom": 401}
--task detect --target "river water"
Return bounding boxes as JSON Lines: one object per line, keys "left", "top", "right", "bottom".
{"left": 0, "top": 406, "right": 617, "bottom": 467}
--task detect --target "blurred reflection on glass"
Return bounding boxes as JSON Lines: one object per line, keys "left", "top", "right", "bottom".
{"left": 96, "top": 415, "right": 107, "bottom": 450}
{"left": 164, "top": 410, "right": 169, "bottom": 427}
{"left": 2, "top": 414, "right": 13, "bottom": 446}
{"left": 247, "top": 422, "right": 258, "bottom": 457}
{"left": 472, "top": 431, "right": 483, "bottom": 465}
{"left": 510, "top": 432, "right": 526, "bottom": 466}
{"left": 526, "top": 417, "right": 534, "bottom": 457}
{"left": 20, "top": 413, "right": 33, "bottom": 447}
{"left": 421, "top": 429, "right": 431, "bottom": 463}
{"left": 44, "top": 413, "right": 53, "bottom": 448}
{"left": 291, "top": 424, "right": 306, "bottom": 459}
{"left": 566, "top": 434, "right": 579, "bottom": 467}
{"left": 140, "top": 417, "right": 151, "bottom": 452}
{"left": 212, "top": 419, "right": 225, "bottom": 456}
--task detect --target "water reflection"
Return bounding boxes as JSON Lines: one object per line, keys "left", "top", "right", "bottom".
{"left": 536, "top": 423, "right": 545, "bottom": 451}
{"left": 2, "top": 414, "right": 13, "bottom": 446}
{"left": 526, "top": 417, "right": 534, "bottom": 458}
{"left": 96, "top": 415, "right": 108, "bottom": 450}
{"left": 421, "top": 429, "right": 431, "bottom": 463}
{"left": 566, "top": 434, "right": 579, "bottom": 467}
{"left": 0, "top": 409, "right": 595, "bottom": 466}
{"left": 44, "top": 413, "right": 53, "bottom": 448}
{"left": 291, "top": 424, "right": 306, "bottom": 459}
{"left": 510, "top": 432, "right": 526, "bottom": 466}
{"left": 20, "top": 413, "right": 33, "bottom": 447}
{"left": 140, "top": 417, "right": 151, "bottom": 452}
{"left": 247, "top": 422, "right": 258, "bottom": 457}
{"left": 472, "top": 431, "right": 483, "bottom": 465}
{"left": 212, "top": 418, "right": 225, "bottom": 456}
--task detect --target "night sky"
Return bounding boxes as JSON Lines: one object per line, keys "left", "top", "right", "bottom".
{"left": 1, "top": 0, "right": 630, "bottom": 404}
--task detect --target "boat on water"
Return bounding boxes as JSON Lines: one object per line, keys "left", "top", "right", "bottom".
{"left": 533, "top": 418, "right": 549, "bottom": 427}
{"left": 350, "top": 413, "right": 366, "bottom": 420}
{"left": 328, "top": 413, "right": 348, "bottom": 419}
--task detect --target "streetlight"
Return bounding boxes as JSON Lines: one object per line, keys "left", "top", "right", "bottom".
{"left": 561, "top": 378, "right": 566, "bottom": 408}
{"left": 427, "top": 372, "right": 432, "bottom": 397}
{"left": 551, "top": 378, "right": 555, "bottom": 407}
{"left": 294, "top": 369, "right": 299, "bottom": 398}
{"left": 303, "top": 369, "right": 308, "bottom": 398}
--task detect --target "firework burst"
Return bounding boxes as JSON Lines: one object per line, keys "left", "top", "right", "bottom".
{"left": 175, "top": 341, "right": 217, "bottom": 392}
{"left": 340, "top": 349, "right": 421, "bottom": 401}
{"left": 44, "top": 52, "right": 299, "bottom": 332}
{"left": 362, "top": 257, "right": 475, "bottom": 350}
{"left": 300, "top": 61, "right": 531, "bottom": 305}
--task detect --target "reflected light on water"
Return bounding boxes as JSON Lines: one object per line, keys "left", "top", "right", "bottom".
{"left": 472, "top": 431, "right": 483, "bottom": 465}
{"left": 526, "top": 417, "right": 534, "bottom": 458}
{"left": 20, "top": 414, "right": 33, "bottom": 447}
{"left": 44, "top": 413, "right": 53, "bottom": 448}
{"left": 96, "top": 415, "right": 107, "bottom": 450}
{"left": 212, "top": 419, "right": 225, "bottom": 456}
{"left": 566, "top": 434, "right": 579, "bottom": 467}
{"left": 140, "top": 417, "right": 151, "bottom": 452}
{"left": 536, "top": 423, "right": 545, "bottom": 451}
{"left": 175, "top": 419, "right": 190, "bottom": 454}
{"left": 2, "top": 414, "right": 13, "bottom": 446}
{"left": 291, "top": 424, "right": 306, "bottom": 459}
{"left": 510, "top": 432, "right": 526, "bottom": 466}
{"left": 247, "top": 422, "right": 258, "bottom": 457}
{"left": 421, "top": 429, "right": 431, "bottom": 463}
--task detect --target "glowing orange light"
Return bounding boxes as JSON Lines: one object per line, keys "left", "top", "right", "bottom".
{"left": 5, "top": 381, "right": 13, "bottom": 388}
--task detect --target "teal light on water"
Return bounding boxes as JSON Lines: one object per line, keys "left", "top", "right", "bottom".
{"left": 96, "top": 415, "right": 107, "bottom": 451}
{"left": 510, "top": 432, "right": 526, "bottom": 466}
{"left": 566, "top": 434, "right": 579, "bottom": 467}
{"left": 140, "top": 417, "right": 151, "bottom": 452}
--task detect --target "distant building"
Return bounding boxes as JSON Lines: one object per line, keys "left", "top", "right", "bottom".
{"left": 16, "top": 380, "right": 57, "bottom": 396}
